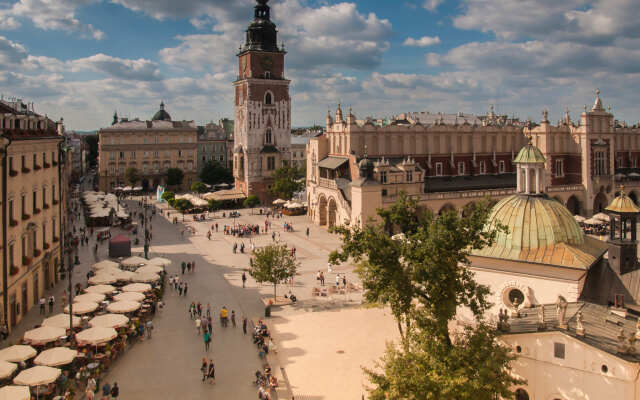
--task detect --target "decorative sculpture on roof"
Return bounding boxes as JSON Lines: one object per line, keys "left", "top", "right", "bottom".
{"left": 556, "top": 296, "right": 568, "bottom": 329}
{"left": 537, "top": 306, "right": 546, "bottom": 331}
{"left": 497, "top": 308, "right": 510, "bottom": 332}
{"left": 575, "top": 311, "right": 585, "bottom": 336}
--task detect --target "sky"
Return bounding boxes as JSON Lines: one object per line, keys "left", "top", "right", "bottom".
{"left": 0, "top": 0, "right": 639, "bottom": 131}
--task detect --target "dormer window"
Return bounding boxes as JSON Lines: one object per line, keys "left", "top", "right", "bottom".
{"left": 265, "top": 129, "right": 272, "bottom": 144}
{"left": 265, "top": 71, "right": 271, "bottom": 79}
{"left": 265, "top": 92, "right": 272, "bottom": 105}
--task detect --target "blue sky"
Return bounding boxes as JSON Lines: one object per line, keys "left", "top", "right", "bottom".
{"left": 0, "top": 0, "right": 638, "bottom": 130}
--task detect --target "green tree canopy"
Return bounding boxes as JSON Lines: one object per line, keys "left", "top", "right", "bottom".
{"left": 199, "top": 161, "right": 233, "bottom": 186}
{"left": 243, "top": 194, "right": 260, "bottom": 208}
{"left": 172, "top": 198, "right": 193, "bottom": 212}
{"left": 249, "top": 243, "right": 299, "bottom": 299}
{"left": 124, "top": 167, "right": 140, "bottom": 187}
{"left": 166, "top": 168, "right": 184, "bottom": 187}
{"left": 161, "top": 191, "right": 175, "bottom": 201}
{"left": 190, "top": 181, "right": 208, "bottom": 194}
{"left": 207, "top": 199, "right": 222, "bottom": 211}
{"left": 269, "top": 166, "right": 304, "bottom": 200}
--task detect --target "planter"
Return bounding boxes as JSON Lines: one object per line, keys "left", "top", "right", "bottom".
{"left": 33, "top": 208, "right": 41, "bottom": 215}
{"left": 9, "top": 170, "right": 18, "bottom": 177}
{"left": 43, "top": 163, "right": 51, "bottom": 168}
{"left": 53, "top": 237, "right": 59, "bottom": 243}
{"left": 9, "top": 220, "right": 18, "bottom": 227}
{"left": 10, "top": 266, "right": 19, "bottom": 276}
{"left": 21, "top": 214, "right": 30, "bottom": 221}
{"left": 34, "top": 165, "right": 41, "bottom": 170}
{"left": 52, "top": 161, "right": 58, "bottom": 166}
{"left": 22, "top": 256, "right": 32, "bottom": 266}
{"left": 43, "top": 204, "right": 49, "bottom": 209}
{"left": 21, "top": 167, "right": 30, "bottom": 173}
{"left": 33, "top": 249, "right": 41, "bottom": 257}
{"left": 43, "top": 243, "right": 50, "bottom": 250}
{"left": 53, "top": 200, "right": 59, "bottom": 205}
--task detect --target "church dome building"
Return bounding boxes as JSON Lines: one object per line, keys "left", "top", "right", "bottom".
{"left": 152, "top": 101, "right": 171, "bottom": 121}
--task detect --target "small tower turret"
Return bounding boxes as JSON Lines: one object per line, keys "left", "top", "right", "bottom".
{"left": 606, "top": 186, "right": 640, "bottom": 275}
{"left": 514, "top": 136, "right": 546, "bottom": 195}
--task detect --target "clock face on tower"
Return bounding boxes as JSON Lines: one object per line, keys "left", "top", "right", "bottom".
{"left": 260, "top": 56, "right": 273, "bottom": 71}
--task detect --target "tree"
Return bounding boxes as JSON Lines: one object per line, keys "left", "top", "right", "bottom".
{"left": 172, "top": 198, "right": 193, "bottom": 213}
{"left": 329, "top": 192, "right": 522, "bottom": 399}
{"left": 269, "top": 166, "right": 304, "bottom": 200}
{"left": 199, "top": 161, "right": 233, "bottom": 185}
{"left": 249, "top": 243, "right": 299, "bottom": 299}
{"left": 166, "top": 168, "right": 184, "bottom": 187}
{"left": 207, "top": 199, "right": 222, "bottom": 211}
{"left": 243, "top": 195, "right": 260, "bottom": 208}
{"left": 190, "top": 181, "right": 208, "bottom": 194}
{"left": 161, "top": 191, "right": 175, "bottom": 202}
{"left": 124, "top": 167, "right": 140, "bottom": 187}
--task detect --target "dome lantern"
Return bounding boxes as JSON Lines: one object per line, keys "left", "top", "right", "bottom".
{"left": 605, "top": 186, "right": 640, "bottom": 275}
{"left": 514, "top": 136, "right": 546, "bottom": 195}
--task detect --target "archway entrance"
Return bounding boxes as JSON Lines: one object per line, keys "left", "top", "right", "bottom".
{"left": 567, "top": 195, "right": 581, "bottom": 215}
{"left": 593, "top": 192, "right": 608, "bottom": 213}
{"left": 318, "top": 196, "right": 327, "bottom": 226}
{"left": 439, "top": 203, "right": 456, "bottom": 216}
{"left": 328, "top": 198, "right": 337, "bottom": 227}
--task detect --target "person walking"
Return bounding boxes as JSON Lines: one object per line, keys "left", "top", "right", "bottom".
{"left": 110, "top": 382, "right": 119, "bottom": 399}
{"left": 48, "top": 295, "right": 55, "bottom": 314}
{"left": 178, "top": 283, "right": 183, "bottom": 296}
{"left": 336, "top": 274, "right": 340, "bottom": 287}
{"left": 195, "top": 316, "right": 201, "bottom": 335}
{"left": 207, "top": 360, "right": 215, "bottom": 384}
{"left": 208, "top": 318, "right": 213, "bottom": 335}
{"left": 101, "top": 380, "right": 111, "bottom": 399}
{"left": 306, "top": 227, "right": 310, "bottom": 238}
{"left": 242, "top": 272, "right": 247, "bottom": 288}
{"left": 187, "top": 262, "right": 191, "bottom": 273}
{"left": 231, "top": 310, "right": 236, "bottom": 328}
{"left": 206, "top": 303, "right": 211, "bottom": 319}
{"left": 184, "top": 282, "right": 189, "bottom": 297}
{"left": 192, "top": 260, "right": 196, "bottom": 273}
{"left": 146, "top": 320, "right": 153, "bottom": 338}
{"left": 204, "top": 330, "right": 211, "bottom": 351}
{"left": 201, "top": 358, "right": 208, "bottom": 381}
{"left": 243, "top": 317, "right": 247, "bottom": 335}
{"left": 39, "top": 297, "right": 46, "bottom": 315}
{"left": 181, "top": 262, "right": 186, "bottom": 274}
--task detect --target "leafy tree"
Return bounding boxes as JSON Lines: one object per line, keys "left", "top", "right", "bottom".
{"left": 199, "top": 161, "right": 233, "bottom": 185}
{"left": 172, "top": 198, "right": 193, "bottom": 212}
{"left": 190, "top": 181, "right": 208, "bottom": 194}
{"left": 329, "top": 192, "right": 522, "bottom": 399}
{"left": 207, "top": 199, "right": 222, "bottom": 211}
{"left": 269, "top": 166, "right": 304, "bottom": 200}
{"left": 124, "top": 167, "right": 140, "bottom": 187}
{"left": 161, "top": 191, "right": 175, "bottom": 202}
{"left": 166, "top": 168, "right": 184, "bottom": 187}
{"left": 243, "top": 195, "right": 260, "bottom": 208}
{"left": 249, "top": 243, "right": 299, "bottom": 299}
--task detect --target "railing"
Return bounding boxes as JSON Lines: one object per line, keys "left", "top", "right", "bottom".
{"left": 318, "top": 178, "right": 337, "bottom": 189}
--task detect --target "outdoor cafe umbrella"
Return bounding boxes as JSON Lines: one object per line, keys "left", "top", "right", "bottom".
{"left": 92, "top": 266, "right": 121, "bottom": 275}
{"left": 273, "top": 199, "right": 286, "bottom": 205}
{"left": 0, "top": 346, "right": 37, "bottom": 363}
{"left": 113, "top": 292, "right": 145, "bottom": 302}
{"left": 122, "top": 283, "right": 152, "bottom": 293}
{"left": 146, "top": 257, "right": 171, "bottom": 266}
{"left": 73, "top": 293, "right": 106, "bottom": 304}
{"left": 41, "top": 314, "right": 80, "bottom": 329}
{"left": 75, "top": 327, "right": 117, "bottom": 346}
{"left": 107, "top": 301, "right": 141, "bottom": 314}
{"left": 0, "top": 361, "right": 17, "bottom": 379}
{"left": 88, "top": 274, "right": 117, "bottom": 285}
{"left": 64, "top": 302, "right": 99, "bottom": 315}
{"left": 84, "top": 284, "right": 116, "bottom": 294}
{"left": 132, "top": 273, "right": 160, "bottom": 283}
{"left": 33, "top": 348, "right": 77, "bottom": 367}
{"left": 13, "top": 366, "right": 60, "bottom": 387}
{"left": 285, "top": 202, "right": 304, "bottom": 209}
{"left": 573, "top": 215, "right": 586, "bottom": 223}
{"left": 89, "top": 314, "right": 129, "bottom": 329}
{"left": 0, "top": 386, "right": 30, "bottom": 400}
{"left": 136, "top": 265, "right": 163, "bottom": 275}
{"left": 593, "top": 212, "right": 610, "bottom": 222}
{"left": 121, "top": 256, "right": 147, "bottom": 268}
{"left": 23, "top": 327, "right": 66, "bottom": 346}
{"left": 92, "top": 260, "right": 119, "bottom": 271}
{"left": 584, "top": 218, "right": 605, "bottom": 226}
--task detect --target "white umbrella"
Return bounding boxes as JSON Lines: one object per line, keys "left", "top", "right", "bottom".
{"left": 273, "top": 199, "right": 286, "bottom": 205}
{"left": 285, "top": 202, "right": 304, "bottom": 209}
{"left": 73, "top": 293, "right": 106, "bottom": 304}
{"left": 593, "top": 212, "right": 610, "bottom": 222}
{"left": 146, "top": 257, "right": 171, "bottom": 266}
{"left": 121, "top": 256, "right": 147, "bottom": 268}
{"left": 89, "top": 314, "right": 129, "bottom": 329}
{"left": 107, "top": 301, "right": 141, "bottom": 314}
{"left": 92, "top": 260, "right": 119, "bottom": 270}
{"left": 92, "top": 266, "right": 121, "bottom": 275}
{"left": 23, "top": 327, "right": 66, "bottom": 346}
{"left": 13, "top": 366, "right": 61, "bottom": 386}
{"left": 75, "top": 327, "right": 117, "bottom": 346}
{"left": 630, "top": 172, "right": 640, "bottom": 178}
{"left": 88, "top": 274, "right": 117, "bottom": 285}
{"left": 33, "top": 348, "right": 77, "bottom": 367}
{"left": 584, "top": 218, "right": 606, "bottom": 226}
{"left": 132, "top": 273, "right": 160, "bottom": 283}
{"left": 122, "top": 283, "right": 152, "bottom": 293}
{"left": 113, "top": 292, "right": 145, "bottom": 302}
{"left": 0, "top": 361, "right": 17, "bottom": 379}
{"left": 0, "top": 386, "right": 30, "bottom": 400}
{"left": 84, "top": 284, "right": 116, "bottom": 294}
{"left": 0, "top": 346, "right": 37, "bottom": 363}
{"left": 573, "top": 215, "right": 586, "bottom": 222}
{"left": 136, "top": 265, "right": 163, "bottom": 274}
{"left": 64, "top": 302, "right": 99, "bottom": 315}
{"left": 41, "top": 314, "right": 81, "bottom": 329}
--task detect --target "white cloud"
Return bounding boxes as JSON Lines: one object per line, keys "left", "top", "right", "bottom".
{"left": 158, "top": 34, "right": 237, "bottom": 72}
{"left": 71, "top": 54, "right": 162, "bottom": 81}
{"left": 404, "top": 36, "right": 441, "bottom": 47}
{"left": 423, "top": 0, "right": 443, "bottom": 12}
{"left": 0, "top": 36, "right": 27, "bottom": 66}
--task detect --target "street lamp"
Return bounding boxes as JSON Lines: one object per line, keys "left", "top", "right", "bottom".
{"left": 143, "top": 196, "right": 150, "bottom": 259}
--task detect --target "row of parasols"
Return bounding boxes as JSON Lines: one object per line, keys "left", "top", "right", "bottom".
{"left": 0, "top": 257, "right": 169, "bottom": 398}
{"left": 272, "top": 199, "right": 305, "bottom": 209}
{"left": 88, "top": 257, "right": 169, "bottom": 286}
{"left": 574, "top": 212, "right": 610, "bottom": 226}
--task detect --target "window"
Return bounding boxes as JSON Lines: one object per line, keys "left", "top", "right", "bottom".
{"left": 594, "top": 151, "right": 607, "bottom": 176}
{"left": 142, "top": 164, "right": 147, "bottom": 173}
{"left": 9, "top": 199, "right": 14, "bottom": 222}
{"left": 42, "top": 188, "right": 46, "bottom": 207}
{"left": 42, "top": 225, "right": 46, "bottom": 248}
{"left": 617, "top": 158, "right": 623, "bottom": 168}
{"left": 458, "top": 162, "right": 465, "bottom": 175}
{"left": 267, "top": 157, "right": 276, "bottom": 170}
{"left": 380, "top": 171, "right": 388, "bottom": 183}
{"left": 499, "top": 160, "right": 506, "bottom": 174}
{"left": 178, "top": 150, "right": 183, "bottom": 157}
{"left": 119, "top": 152, "right": 124, "bottom": 160}
{"left": 406, "top": 171, "right": 413, "bottom": 182}
{"left": 32, "top": 191, "right": 36, "bottom": 212}
{"left": 265, "top": 71, "right": 271, "bottom": 79}
{"left": 265, "top": 129, "right": 272, "bottom": 144}
{"left": 109, "top": 167, "right": 115, "bottom": 175}
{"left": 8, "top": 243, "right": 14, "bottom": 268}
{"left": 21, "top": 155, "right": 25, "bottom": 169}
{"left": 131, "top": 152, "right": 136, "bottom": 159}
{"left": 187, "top": 150, "right": 193, "bottom": 157}
{"left": 42, "top": 152, "right": 46, "bottom": 164}
{"left": 110, "top": 152, "right": 115, "bottom": 160}
{"left": 554, "top": 342, "right": 565, "bottom": 359}
{"left": 21, "top": 195, "right": 25, "bottom": 217}
{"left": 265, "top": 92, "right": 272, "bottom": 105}
{"left": 435, "top": 162, "right": 443, "bottom": 176}
{"left": 8, "top": 156, "right": 13, "bottom": 171}
{"left": 52, "top": 185, "right": 55, "bottom": 203}
{"left": 51, "top": 152, "right": 56, "bottom": 164}
{"left": 382, "top": 189, "right": 388, "bottom": 197}
{"left": 188, "top": 137, "right": 193, "bottom": 143}
{"left": 479, "top": 160, "right": 486, "bottom": 175}
{"left": 144, "top": 151, "right": 149, "bottom": 158}
{"left": 555, "top": 159, "right": 564, "bottom": 177}
{"left": 634, "top": 158, "right": 638, "bottom": 168}
{"left": 154, "top": 151, "right": 159, "bottom": 158}
{"left": 154, "top": 136, "right": 158, "bottom": 144}
{"left": 33, "top": 154, "right": 37, "bottom": 168}
{"left": 507, "top": 289, "right": 525, "bottom": 307}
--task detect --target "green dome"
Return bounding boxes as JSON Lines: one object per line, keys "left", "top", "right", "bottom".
{"left": 152, "top": 102, "right": 171, "bottom": 121}
{"left": 514, "top": 141, "right": 545, "bottom": 164}
{"left": 472, "top": 194, "right": 606, "bottom": 269}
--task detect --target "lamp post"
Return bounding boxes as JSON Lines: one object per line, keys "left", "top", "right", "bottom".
{"left": 143, "top": 195, "right": 150, "bottom": 259}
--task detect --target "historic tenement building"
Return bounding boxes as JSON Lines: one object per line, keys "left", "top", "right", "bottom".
{"left": 0, "top": 99, "right": 64, "bottom": 331}
{"left": 233, "top": 0, "right": 292, "bottom": 202}
{"left": 98, "top": 103, "right": 198, "bottom": 192}
{"left": 197, "top": 118, "right": 234, "bottom": 172}
{"left": 306, "top": 91, "right": 639, "bottom": 227}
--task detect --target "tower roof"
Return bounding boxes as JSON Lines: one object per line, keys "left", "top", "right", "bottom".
{"left": 152, "top": 101, "right": 171, "bottom": 121}
{"left": 606, "top": 187, "right": 640, "bottom": 214}
{"left": 514, "top": 138, "right": 546, "bottom": 164}
{"left": 242, "top": 0, "right": 281, "bottom": 53}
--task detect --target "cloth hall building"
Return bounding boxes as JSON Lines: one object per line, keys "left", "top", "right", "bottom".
{"left": 306, "top": 91, "right": 640, "bottom": 227}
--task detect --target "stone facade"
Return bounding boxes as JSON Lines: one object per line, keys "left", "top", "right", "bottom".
{"left": 307, "top": 91, "right": 637, "bottom": 227}
{"left": 0, "top": 99, "right": 64, "bottom": 331}
{"left": 97, "top": 104, "right": 198, "bottom": 192}
{"left": 197, "top": 119, "right": 234, "bottom": 172}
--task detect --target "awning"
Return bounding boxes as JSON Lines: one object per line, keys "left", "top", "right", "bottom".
{"left": 318, "top": 156, "right": 348, "bottom": 170}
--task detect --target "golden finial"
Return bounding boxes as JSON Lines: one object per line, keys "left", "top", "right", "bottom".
{"left": 620, "top": 185, "right": 626, "bottom": 195}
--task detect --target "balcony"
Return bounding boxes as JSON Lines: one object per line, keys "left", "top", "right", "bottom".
{"left": 33, "top": 249, "right": 41, "bottom": 257}
{"left": 9, "top": 170, "right": 18, "bottom": 177}
{"left": 34, "top": 165, "right": 41, "bottom": 171}
{"left": 318, "top": 178, "right": 338, "bottom": 189}
{"left": 10, "top": 265, "right": 19, "bottom": 276}
{"left": 22, "top": 256, "right": 31, "bottom": 266}
{"left": 21, "top": 167, "right": 30, "bottom": 173}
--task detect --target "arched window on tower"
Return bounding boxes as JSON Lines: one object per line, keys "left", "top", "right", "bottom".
{"left": 265, "top": 129, "right": 272, "bottom": 144}
{"left": 265, "top": 92, "right": 272, "bottom": 105}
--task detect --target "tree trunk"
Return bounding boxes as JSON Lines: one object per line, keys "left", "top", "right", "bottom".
{"left": 397, "top": 320, "right": 405, "bottom": 340}
{"left": 274, "top": 282, "right": 277, "bottom": 300}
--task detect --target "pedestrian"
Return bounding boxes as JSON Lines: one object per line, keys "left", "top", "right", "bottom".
{"left": 343, "top": 275, "right": 347, "bottom": 287}
{"left": 101, "top": 380, "right": 111, "bottom": 399}
{"left": 306, "top": 227, "right": 310, "bottom": 238}
{"left": 48, "top": 295, "right": 55, "bottom": 313}
{"left": 187, "top": 262, "right": 191, "bottom": 273}
{"left": 201, "top": 358, "right": 208, "bottom": 381}
{"left": 39, "top": 297, "right": 46, "bottom": 315}
{"left": 196, "top": 316, "right": 201, "bottom": 335}
{"left": 242, "top": 317, "right": 247, "bottom": 335}
{"left": 181, "top": 262, "right": 186, "bottom": 274}
{"left": 192, "top": 260, "right": 196, "bottom": 272}
{"left": 184, "top": 282, "right": 188, "bottom": 297}
{"left": 207, "top": 360, "right": 215, "bottom": 384}
{"left": 110, "top": 382, "right": 119, "bottom": 399}
{"left": 231, "top": 310, "right": 236, "bottom": 327}
{"left": 146, "top": 320, "right": 153, "bottom": 338}
{"left": 204, "top": 330, "right": 211, "bottom": 351}
{"left": 208, "top": 319, "right": 212, "bottom": 335}
{"left": 87, "top": 376, "right": 97, "bottom": 393}
{"left": 336, "top": 274, "right": 340, "bottom": 287}
{"left": 206, "top": 303, "right": 211, "bottom": 319}
{"left": 178, "top": 283, "right": 183, "bottom": 296}
{"left": 242, "top": 272, "right": 247, "bottom": 288}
